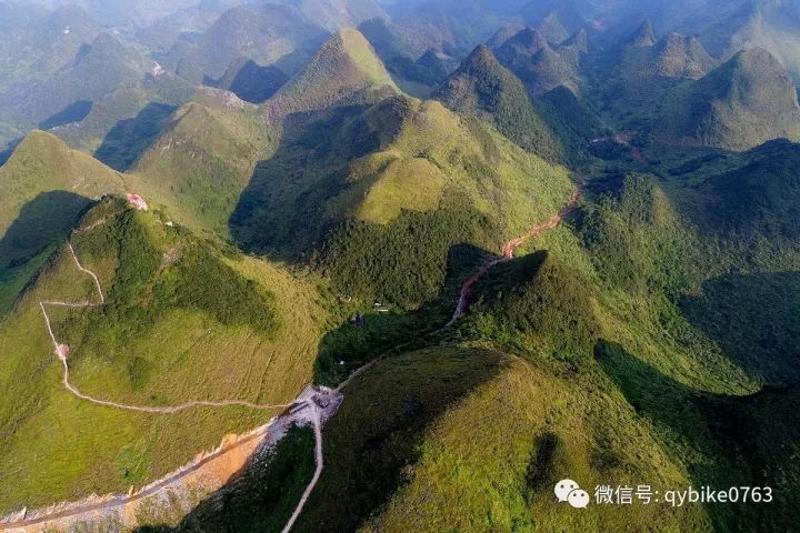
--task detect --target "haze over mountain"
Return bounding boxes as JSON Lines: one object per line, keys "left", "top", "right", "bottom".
{"left": 1, "top": 1, "right": 800, "bottom": 531}
{"left": 666, "top": 47, "right": 800, "bottom": 150}
{"left": 435, "top": 44, "right": 562, "bottom": 161}
{"left": 494, "top": 27, "right": 586, "bottom": 95}
{"left": 160, "top": 3, "right": 329, "bottom": 84}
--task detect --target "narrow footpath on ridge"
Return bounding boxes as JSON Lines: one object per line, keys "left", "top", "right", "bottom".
{"left": 40, "top": 242, "right": 297, "bottom": 414}
{"left": 1, "top": 187, "right": 580, "bottom": 531}
{"left": 2, "top": 218, "right": 332, "bottom": 532}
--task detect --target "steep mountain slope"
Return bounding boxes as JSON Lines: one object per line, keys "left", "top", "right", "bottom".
{"left": 534, "top": 12, "right": 570, "bottom": 44}
{"left": 355, "top": 17, "right": 456, "bottom": 95}
{"left": 271, "top": 0, "right": 387, "bottom": 32}
{"left": 434, "top": 45, "right": 562, "bottom": 162}
{"left": 0, "top": 197, "right": 326, "bottom": 514}
{"left": 486, "top": 22, "right": 527, "bottom": 49}
{"left": 170, "top": 171, "right": 800, "bottom": 532}
{"left": 629, "top": 19, "right": 656, "bottom": 47}
{"left": 213, "top": 58, "right": 290, "bottom": 104}
{"left": 265, "top": 28, "right": 399, "bottom": 119}
{"left": 677, "top": 0, "right": 800, "bottom": 82}
{"left": 665, "top": 47, "right": 800, "bottom": 150}
{"left": 615, "top": 30, "right": 715, "bottom": 82}
{"left": 494, "top": 27, "right": 549, "bottom": 65}
{"left": 0, "top": 131, "right": 126, "bottom": 311}
{"left": 673, "top": 139, "right": 800, "bottom": 241}
{"left": 131, "top": 88, "right": 275, "bottom": 237}
{"left": 495, "top": 27, "right": 584, "bottom": 95}
{"left": 236, "top": 90, "right": 573, "bottom": 307}
{"left": 520, "top": 0, "right": 589, "bottom": 35}
{"left": 651, "top": 32, "right": 714, "bottom": 79}
{"left": 53, "top": 71, "right": 196, "bottom": 170}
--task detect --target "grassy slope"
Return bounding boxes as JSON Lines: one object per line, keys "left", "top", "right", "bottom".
{"left": 265, "top": 28, "right": 399, "bottom": 119}
{"left": 359, "top": 352, "right": 709, "bottom": 532}
{"left": 0, "top": 131, "right": 126, "bottom": 312}
{"left": 163, "top": 161, "right": 800, "bottom": 531}
{"left": 0, "top": 199, "right": 327, "bottom": 513}
{"left": 435, "top": 45, "right": 563, "bottom": 163}
{"left": 234, "top": 93, "right": 573, "bottom": 308}
{"left": 328, "top": 171, "right": 796, "bottom": 531}
{"left": 131, "top": 88, "right": 276, "bottom": 238}
{"left": 0, "top": 131, "right": 126, "bottom": 247}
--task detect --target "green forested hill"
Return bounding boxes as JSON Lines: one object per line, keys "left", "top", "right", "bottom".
{"left": 0, "top": 131, "right": 126, "bottom": 312}
{"left": 661, "top": 47, "right": 800, "bottom": 150}
{"left": 234, "top": 92, "right": 573, "bottom": 308}
{"left": 1, "top": 4, "right": 800, "bottom": 531}
{"left": 435, "top": 44, "right": 562, "bottom": 162}
{"left": 0, "top": 197, "right": 327, "bottom": 514}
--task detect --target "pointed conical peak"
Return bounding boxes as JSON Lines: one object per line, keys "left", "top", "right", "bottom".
{"left": 0, "top": 130, "right": 125, "bottom": 234}
{"left": 687, "top": 36, "right": 708, "bottom": 55}
{"left": 7, "top": 130, "right": 71, "bottom": 163}
{"left": 730, "top": 46, "right": 782, "bottom": 71}
{"left": 653, "top": 32, "right": 713, "bottom": 78}
{"left": 535, "top": 43, "right": 562, "bottom": 63}
{"left": 487, "top": 22, "right": 527, "bottom": 49}
{"left": 718, "top": 46, "right": 793, "bottom": 90}
{"left": 75, "top": 32, "right": 138, "bottom": 67}
{"left": 660, "top": 32, "right": 683, "bottom": 48}
{"left": 563, "top": 28, "right": 588, "bottom": 53}
{"left": 537, "top": 12, "right": 569, "bottom": 44}
{"left": 266, "top": 28, "right": 398, "bottom": 118}
{"left": 506, "top": 27, "right": 549, "bottom": 54}
{"left": 696, "top": 47, "right": 793, "bottom": 99}
{"left": 461, "top": 44, "right": 499, "bottom": 71}
{"left": 630, "top": 20, "right": 655, "bottom": 47}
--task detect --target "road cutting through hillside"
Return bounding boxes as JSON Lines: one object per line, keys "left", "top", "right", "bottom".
{"left": 282, "top": 404, "right": 324, "bottom": 533}
{"left": 4, "top": 220, "right": 326, "bottom": 533}
{"left": 446, "top": 189, "right": 581, "bottom": 327}
{"left": 38, "top": 241, "right": 296, "bottom": 415}
{"left": 5, "top": 189, "right": 581, "bottom": 531}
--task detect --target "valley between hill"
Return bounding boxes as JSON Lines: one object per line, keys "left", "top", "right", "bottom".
{"left": 1, "top": 186, "right": 579, "bottom": 531}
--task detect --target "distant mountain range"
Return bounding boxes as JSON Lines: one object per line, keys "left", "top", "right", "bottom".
{"left": 1, "top": 2, "right": 800, "bottom": 531}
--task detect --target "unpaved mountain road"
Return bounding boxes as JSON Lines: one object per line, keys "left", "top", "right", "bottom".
{"left": 40, "top": 239, "right": 296, "bottom": 415}
{"left": 2, "top": 187, "right": 580, "bottom": 531}
{"left": 2, "top": 221, "right": 326, "bottom": 532}
{"left": 446, "top": 189, "right": 580, "bottom": 326}
{"left": 0, "top": 388, "right": 340, "bottom": 532}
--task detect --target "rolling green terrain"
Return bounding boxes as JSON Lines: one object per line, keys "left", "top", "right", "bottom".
{"left": 0, "top": 197, "right": 328, "bottom": 513}
{"left": 0, "top": 131, "right": 126, "bottom": 313}
{"left": 0, "top": 3, "right": 799, "bottom": 531}
{"left": 156, "top": 167, "right": 800, "bottom": 532}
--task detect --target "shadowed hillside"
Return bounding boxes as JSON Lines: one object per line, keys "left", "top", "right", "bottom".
{"left": 435, "top": 45, "right": 562, "bottom": 162}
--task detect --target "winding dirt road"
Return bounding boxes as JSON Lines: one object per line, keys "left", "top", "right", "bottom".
{"left": 0, "top": 223, "right": 322, "bottom": 532}
{"left": 282, "top": 405, "right": 323, "bottom": 533}
{"left": 39, "top": 239, "right": 295, "bottom": 415}
{"left": 4, "top": 188, "right": 581, "bottom": 531}
{"left": 446, "top": 189, "right": 580, "bottom": 327}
